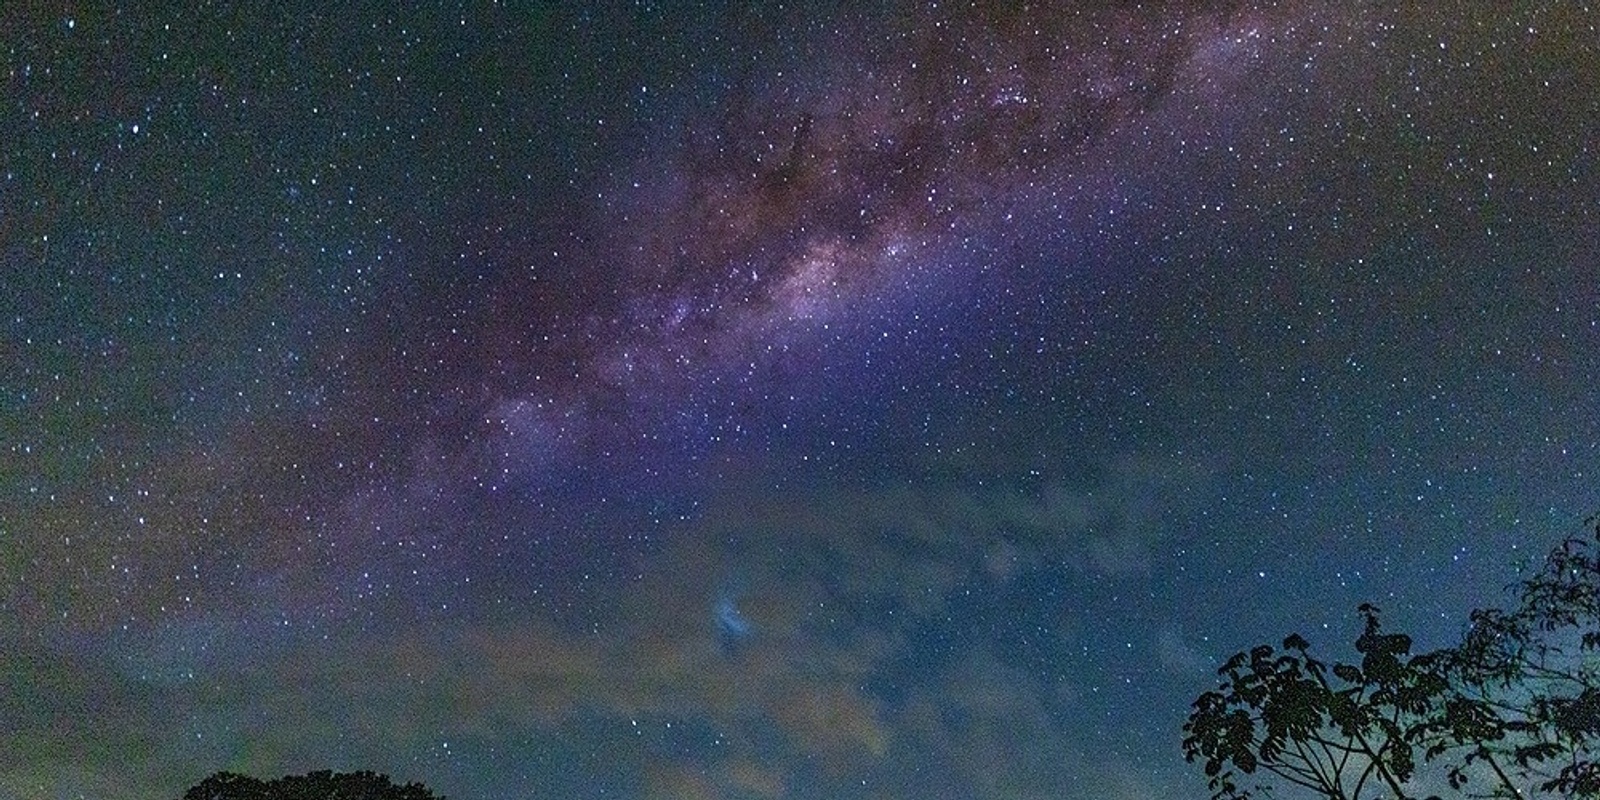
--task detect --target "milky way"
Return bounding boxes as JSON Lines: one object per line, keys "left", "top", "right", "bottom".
{"left": 4, "top": 3, "right": 1599, "bottom": 798}
{"left": 313, "top": 0, "right": 1289, "bottom": 585}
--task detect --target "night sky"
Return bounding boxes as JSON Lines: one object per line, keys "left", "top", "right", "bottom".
{"left": 3, "top": 3, "right": 1599, "bottom": 799}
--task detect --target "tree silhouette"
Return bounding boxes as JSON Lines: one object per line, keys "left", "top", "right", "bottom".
{"left": 1184, "top": 520, "right": 1600, "bottom": 800}
{"left": 181, "top": 769, "right": 443, "bottom": 800}
{"left": 1182, "top": 604, "right": 1449, "bottom": 800}
{"left": 1423, "top": 530, "right": 1600, "bottom": 798}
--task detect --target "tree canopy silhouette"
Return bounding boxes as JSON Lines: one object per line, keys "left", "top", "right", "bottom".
{"left": 180, "top": 769, "right": 442, "bottom": 800}
{"left": 1184, "top": 520, "right": 1600, "bottom": 800}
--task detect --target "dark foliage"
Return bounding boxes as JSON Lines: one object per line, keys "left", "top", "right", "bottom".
{"left": 1184, "top": 520, "right": 1600, "bottom": 800}
{"left": 181, "top": 769, "right": 442, "bottom": 800}
{"left": 1424, "top": 527, "right": 1600, "bottom": 798}
{"left": 1182, "top": 605, "right": 1448, "bottom": 800}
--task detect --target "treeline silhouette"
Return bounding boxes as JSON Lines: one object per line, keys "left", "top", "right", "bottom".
{"left": 1184, "top": 521, "right": 1600, "bottom": 800}
{"left": 180, "top": 769, "right": 442, "bottom": 800}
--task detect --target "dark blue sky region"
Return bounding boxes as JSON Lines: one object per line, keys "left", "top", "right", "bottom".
{"left": 3, "top": 3, "right": 1599, "bottom": 798}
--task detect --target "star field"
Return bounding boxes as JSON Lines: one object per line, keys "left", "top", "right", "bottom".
{"left": 3, "top": 3, "right": 1599, "bottom": 799}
